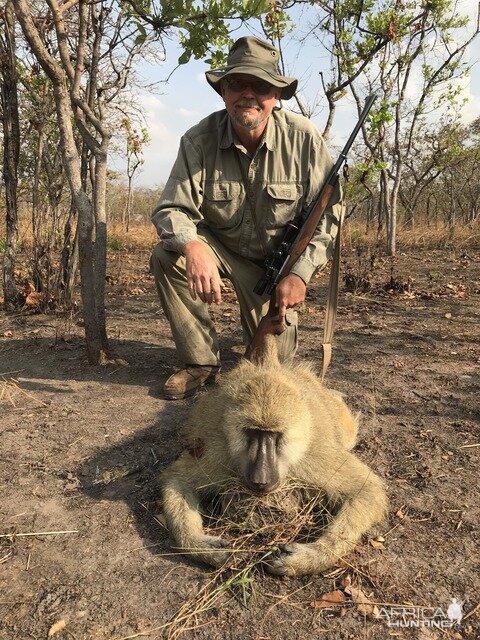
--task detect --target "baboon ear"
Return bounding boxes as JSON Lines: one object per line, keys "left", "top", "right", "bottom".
{"left": 250, "top": 335, "right": 280, "bottom": 367}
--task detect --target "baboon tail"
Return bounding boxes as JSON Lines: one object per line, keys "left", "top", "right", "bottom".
{"left": 254, "top": 334, "right": 280, "bottom": 368}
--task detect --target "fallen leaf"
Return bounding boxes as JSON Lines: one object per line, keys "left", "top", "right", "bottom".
{"left": 48, "top": 619, "right": 66, "bottom": 637}
{"left": 3, "top": 330, "right": 13, "bottom": 337}
{"left": 25, "top": 291, "right": 44, "bottom": 307}
{"left": 112, "top": 358, "right": 129, "bottom": 366}
{"left": 445, "top": 312, "right": 452, "bottom": 319}
{"left": 344, "top": 583, "right": 379, "bottom": 618}
{"left": 311, "top": 589, "right": 346, "bottom": 609}
{"left": 341, "top": 574, "right": 352, "bottom": 589}
{"left": 395, "top": 508, "right": 405, "bottom": 519}
{"left": 369, "top": 539, "right": 385, "bottom": 550}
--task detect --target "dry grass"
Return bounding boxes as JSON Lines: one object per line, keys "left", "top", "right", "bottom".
{"left": 107, "top": 221, "right": 158, "bottom": 251}
{"left": 10, "top": 213, "right": 478, "bottom": 256}
{"left": 205, "top": 478, "right": 331, "bottom": 553}
{"left": 344, "top": 219, "right": 479, "bottom": 252}
{"left": 145, "top": 479, "right": 333, "bottom": 639}
{"left": 111, "top": 219, "right": 478, "bottom": 256}
{"left": 111, "top": 219, "right": 479, "bottom": 253}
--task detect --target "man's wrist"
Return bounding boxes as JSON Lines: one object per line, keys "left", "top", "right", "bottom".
{"left": 287, "top": 272, "right": 307, "bottom": 286}
{"left": 183, "top": 239, "right": 204, "bottom": 256}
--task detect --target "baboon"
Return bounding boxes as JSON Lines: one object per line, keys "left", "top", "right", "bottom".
{"left": 161, "top": 338, "right": 388, "bottom": 576}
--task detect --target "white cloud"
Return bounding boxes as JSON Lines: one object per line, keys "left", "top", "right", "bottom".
{"left": 136, "top": 113, "right": 180, "bottom": 186}
{"left": 178, "top": 107, "right": 199, "bottom": 118}
{"left": 140, "top": 94, "right": 167, "bottom": 111}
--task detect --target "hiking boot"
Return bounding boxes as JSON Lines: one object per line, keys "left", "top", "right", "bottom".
{"left": 163, "top": 365, "right": 220, "bottom": 400}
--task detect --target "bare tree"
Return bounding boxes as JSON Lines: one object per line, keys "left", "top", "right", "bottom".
{"left": 311, "top": 0, "right": 479, "bottom": 254}
{"left": 0, "top": 0, "right": 21, "bottom": 307}
{"left": 121, "top": 118, "right": 149, "bottom": 232}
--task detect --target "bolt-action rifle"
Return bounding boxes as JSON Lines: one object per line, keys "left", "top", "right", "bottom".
{"left": 246, "top": 94, "right": 377, "bottom": 361}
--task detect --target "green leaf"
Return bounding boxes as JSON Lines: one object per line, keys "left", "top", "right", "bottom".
{"left": 178, "top": 50, "right": 191, "bottom": 65}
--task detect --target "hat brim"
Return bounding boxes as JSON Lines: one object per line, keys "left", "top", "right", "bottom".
{"left": 205, "top": 65, "right": 298, "bottom": 101}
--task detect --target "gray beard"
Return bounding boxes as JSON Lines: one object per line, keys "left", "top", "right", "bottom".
{"left": 231, "top": 112, "right": 266, "bottom": 130}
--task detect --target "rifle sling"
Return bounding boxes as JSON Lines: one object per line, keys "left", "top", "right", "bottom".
{"left": 321, "top": 205, "right": 344, "bottom": 381}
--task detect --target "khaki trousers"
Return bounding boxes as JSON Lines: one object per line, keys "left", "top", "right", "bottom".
{"left": 150, "top": 228, "right": 297, "bottom": 366}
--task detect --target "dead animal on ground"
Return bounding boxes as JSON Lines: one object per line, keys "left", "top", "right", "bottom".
{"left": 161, "top": 337, "right": 388, "bottom": 576}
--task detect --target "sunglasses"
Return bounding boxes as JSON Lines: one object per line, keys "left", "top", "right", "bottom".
{"left": 224, "top": 77, "right": 275, "bottom": 96}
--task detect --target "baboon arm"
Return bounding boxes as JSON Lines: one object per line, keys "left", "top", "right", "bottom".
{"left": 268, "top": 453, "right": 388, "bottom": 577}
{"left": 161, "top": 456, "right": 231, "bottom": 568}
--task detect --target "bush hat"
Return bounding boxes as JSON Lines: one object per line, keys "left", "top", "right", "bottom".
{"left": 205, "top": 36, "right": 298, "bottom": 100}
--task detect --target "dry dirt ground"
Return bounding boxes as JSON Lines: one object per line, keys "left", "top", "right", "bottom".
{"left": 1, "top": 240, "right": 479, "bottom": 640}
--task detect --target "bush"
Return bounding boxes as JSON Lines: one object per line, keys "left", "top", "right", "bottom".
{"left": 107, "top": 235, "right": 124, "bottom": 251}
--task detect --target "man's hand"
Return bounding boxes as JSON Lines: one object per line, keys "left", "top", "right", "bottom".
{"left": 275, "top": 274, "right": 306, "bottom": 324}
{"left": 184, "top": 240, "right": 223, "bottom": 304}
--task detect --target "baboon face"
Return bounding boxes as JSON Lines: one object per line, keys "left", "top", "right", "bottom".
{"left": 243, "top": 428, "right": 282, "bottom": 494}
{"left": 221, "top": 370, "right": 313, "bottom": 494}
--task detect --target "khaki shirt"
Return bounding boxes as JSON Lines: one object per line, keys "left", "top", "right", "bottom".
{"left": 151, "top": 108, "right": 342, "bottom": 284}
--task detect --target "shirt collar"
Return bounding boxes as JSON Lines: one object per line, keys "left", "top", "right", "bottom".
{"left": 220, "top": 114, "right": 235, "bottom": 149}
{"left": 263, "top": 111, "right": 277, "bottom": 151}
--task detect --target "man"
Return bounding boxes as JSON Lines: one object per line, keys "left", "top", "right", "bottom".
{"left": 150, "top": 36, "right": 342, "bottom": 400}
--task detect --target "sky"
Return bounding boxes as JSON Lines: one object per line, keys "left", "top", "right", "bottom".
{"left": 114, "top": 1, "right": 480, "bottom": 188}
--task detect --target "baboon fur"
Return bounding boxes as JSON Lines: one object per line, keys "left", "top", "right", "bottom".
{"left": 161, "top": 337, "right": 388, "bottom": 576}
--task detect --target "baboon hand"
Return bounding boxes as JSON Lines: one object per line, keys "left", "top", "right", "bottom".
{"left": 265, "top": 542, "right": 331, "bottom": 577}
{"left": 184, "top": 535, "right": 232, "bottom": 568}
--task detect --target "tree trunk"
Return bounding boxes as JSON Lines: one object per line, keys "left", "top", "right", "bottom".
{"left": 59, "top": 201, "right": 77, "bottom": 306}
{"left": 93, "top": 142, "right": 110, "bottom": 350}
{"left": 126, "top": 175, "right": 133, "bottom": 232}
{"left": 0, "top": 0, "right": 21, "bottom": 307}
{"left": 13, "top": 0, "right": 109, "bottom": 364}
{"left": 388, "top": 165, "right": 402, "bottom": 256}
{"left": 379, "top": 168, "right": 396, "bottom": 255}
{"left": 32, "top": 125, "right": 46, "bottom": 293}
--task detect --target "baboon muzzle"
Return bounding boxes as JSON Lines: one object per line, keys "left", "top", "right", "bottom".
{"left": 246, "top": 429, "right": 280, "bottom": 493}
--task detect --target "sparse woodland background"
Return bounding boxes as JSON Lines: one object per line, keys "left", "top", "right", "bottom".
{"left": 1, "top": 4, "right": 480, "bottom": 638}
{"left": 1, "top": 0, "right": 479, "bottom": 362}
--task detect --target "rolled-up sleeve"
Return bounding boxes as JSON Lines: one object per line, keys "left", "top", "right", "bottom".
{"left": 151, "top": 135, "right": 204, "bottom": 253}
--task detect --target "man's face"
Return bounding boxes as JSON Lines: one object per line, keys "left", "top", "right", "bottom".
{"left": 221, "top": 74, "right": 281, "bottom": 132}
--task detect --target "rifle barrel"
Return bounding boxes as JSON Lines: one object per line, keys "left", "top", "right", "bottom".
{"left": 327, "top": 94, "right": 377, "bottom": 183}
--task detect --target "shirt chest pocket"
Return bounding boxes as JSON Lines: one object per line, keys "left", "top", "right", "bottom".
{"left": 265, "top": 183, "right": 303, "bottom": 228}
{"left": 202, "top": 182, "right": 241, "bottom": 229}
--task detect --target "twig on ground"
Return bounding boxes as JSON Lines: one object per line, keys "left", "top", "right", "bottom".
{"left": 0, "top": 530, "right": 78, "bottom": 539}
